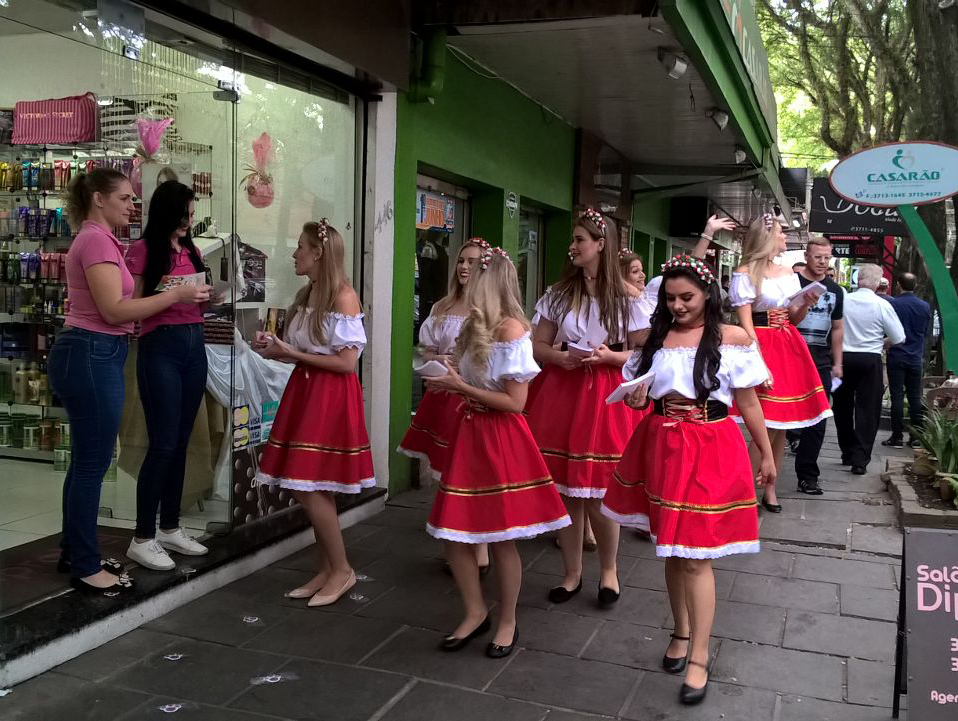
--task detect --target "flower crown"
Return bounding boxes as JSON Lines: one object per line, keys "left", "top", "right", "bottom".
{"left": 581, "top": 207, "right": 606, "bottom": 233}
{"left": 660, "top": 254, "right": 716, "bottom": 285}
{"left": 479, "top": 246, "right": 510, "bottom": 271}
{"left": 466, "top": 237, "right": 491, "bottom": 251}
{"left": 316, "top": 217, "right": 331, "bottom": 243}
{"left": 618, "top": 247, "right": 634, "bottom": 260}
{"left": 761, "top": 212, "right": 775, "bottom": 230}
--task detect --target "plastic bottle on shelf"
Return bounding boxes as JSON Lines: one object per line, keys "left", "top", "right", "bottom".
{"left": 12, "top": 361, "right": 28, "bottom": 404}
{"left": 104, "top": 442, "right": 118, "bottom": 481}
{"left": 26, "top": 362, "right": 40, "bottom": 404}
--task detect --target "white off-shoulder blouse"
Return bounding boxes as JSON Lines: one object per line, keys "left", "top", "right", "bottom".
{"left": 728, "top": 272, "right": 801, "bottom": 312}
{"left": 418, "top": 313, "right": 466, "bottom": 356}
{"left": 459, "top": 333, "right": 540, "bottom": 392}
{"left": 534, "top": 288, "right": 649, "bottom": 346}
{"left": 284, "top": 309, "right": 366, "bottom": 357}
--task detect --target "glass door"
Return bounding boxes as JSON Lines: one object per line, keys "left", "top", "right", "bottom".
{"left": 518, "top": 206, "right": 544, "bottom": 317}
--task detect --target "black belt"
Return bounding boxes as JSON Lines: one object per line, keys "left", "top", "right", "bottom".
{"left": 652, "top": 398, "right": 729, "bottom": 423}
{"left": 560, "top": 342, "right": 624, "bottom": 352}
{"left": 751, "top": 309, "right": 790, "bottom": 328}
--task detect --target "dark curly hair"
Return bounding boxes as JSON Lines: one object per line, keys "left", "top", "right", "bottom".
{"left": 635, "top": 265, "right": 724, "bottom": 403}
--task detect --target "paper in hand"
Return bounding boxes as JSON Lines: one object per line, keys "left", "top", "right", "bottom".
{"left": 414, "top": 360, "right": 449, "bottom": 377}
{"left": 566, "top": 341, "right": 595, "bottom": 359}
{"left": 831, "top": 377, "right": 842, "bottom": 392}
{"left": 156, "top": 271, "right": 207, "bottom": 292}
{"left": 606, "top": 370, "right": 655, "bottom": 404}
{"left": 786, "top": 280, "right": 826, "bottom": 305}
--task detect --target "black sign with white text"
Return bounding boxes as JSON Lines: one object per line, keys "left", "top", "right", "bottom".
{"left": 811, "top": 178, "right": 906, "bottom": 235}
{"left": 903, "top": 527, "right": 958, "bottom": 719}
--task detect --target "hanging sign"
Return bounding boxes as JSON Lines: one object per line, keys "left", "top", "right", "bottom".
{"left": 505, "top": 192, "right": 518, "bottom": 219}
{"left": 894, "top": 527, "right": 958, "bottom": 719}
{"left": 829, "top": 141, "right": 958, "bottom": 208}
{"left": 810, "top": 178, "right": 905, "bottom": 235}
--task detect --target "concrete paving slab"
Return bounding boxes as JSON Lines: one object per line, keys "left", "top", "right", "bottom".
{"left": 729, "top": 573, "right": 840, "bottom": 614}
{"left": 0, "top": 672, "right": 149, "bottom": 721}
{"left": 711, "top": 640, "right": 845, "bottom": 701}
{"left": 621, "top": 672, "right": 777, "bottom": 721}
{"left": 847, "top": 658, "right": 895, "bottom": 708}
{"left": 840, "top": 585, "right": 899, "bottom": 622}
{"left": 792, "top": 555, "right": 896, "bottom": 589}
{"left": 850, "top": 524, "right": 903, "bottom": 557}
{"left": 783, "top": 611, "right": 896, "bottom": 662}
{"left": 778, "top": 696, "right": 901, "bottom": 720}
{"left": 378, "top": 681, "right": 546, "bottom": 721}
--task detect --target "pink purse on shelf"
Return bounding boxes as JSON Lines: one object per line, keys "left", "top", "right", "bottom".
{"left": 12, "top": 93, "right": 100, "bottom": 145}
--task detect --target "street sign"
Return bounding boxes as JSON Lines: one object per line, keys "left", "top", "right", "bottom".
{"left": 830, "top": 141, "right": 958, "bottom": 207}
{"left": 893, "top": 527, "right": 958, "bottom": 719}
{"left": 810, "top": 178, "right": 905, "bottom": 235}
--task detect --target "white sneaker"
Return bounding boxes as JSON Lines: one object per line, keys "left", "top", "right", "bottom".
{"left": 157, "top": 527, "right": 209, "bottom": 556}
{"left": 127, "top": 538, "right": 176, "bottom": 571}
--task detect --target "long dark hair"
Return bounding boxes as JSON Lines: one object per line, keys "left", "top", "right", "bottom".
{"left": 546, "top": 211, "right": 631, "bottom": 342}
{"left": 636, "top": 265, "right": 724, "bottom": 403}
{"left": 140, "top": 180, "right": 204, "bottom": 296}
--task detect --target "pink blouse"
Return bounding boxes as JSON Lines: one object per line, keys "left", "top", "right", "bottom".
{"left": 65, "top": 221, "right": 135, "bottom": 335}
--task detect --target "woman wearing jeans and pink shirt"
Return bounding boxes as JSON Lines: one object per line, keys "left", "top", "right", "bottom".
{"left": 48, "top": 169, "right": 209, "bottom": 595}
{"left": 125, "top": 181, "right": 211, "bottom": 571}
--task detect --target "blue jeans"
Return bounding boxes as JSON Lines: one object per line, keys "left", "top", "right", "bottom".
{"left": 887, "top": 355, "right": 924, "bottom": 439}
{"left": 135, "top": 324, "right": 207, "bottom": 538}
{"left": 47, "top": 328, "right": 128, "bottom": 578}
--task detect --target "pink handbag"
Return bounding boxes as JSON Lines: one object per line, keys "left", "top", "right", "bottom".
{"left": 12, "top": 93, "right": 100, "bottom": 145}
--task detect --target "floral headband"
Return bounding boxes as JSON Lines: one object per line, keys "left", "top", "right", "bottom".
{"left": 581, "top": 207, "right": 607, "bottom": 233}
{"left": 479, "top": 246, "right": 510, "bottom": 271}
{"left": 316, "top": 217, "right": 331, "bottom": 243}
{"left": 466, "top": 237, "right": 491, "bottom": 250}
{"left": 661, "top": 254, "right": 716, "bottom": 285}
{"left": 618, "top": 248, "right": 635, "bottom": 260}
{"left": 761, "top": 212, "right": 775, "bottom": 230}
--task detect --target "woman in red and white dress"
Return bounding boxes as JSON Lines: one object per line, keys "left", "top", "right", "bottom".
{"left": 399, "top": 238, "right": 486, "bottom": 480}
{"left": 728, "top": 214, "right": 832, "bottom": 512}
{"left": 602, "top": 255, "right": 775, "bottom": 705}
{"left": 525, "top": 208, "right": 647, "bottom": 607}
{"left": 253, "top": 220, "right": 374, "bottom": 607}
{"left": 425, "top": 247, "right": 570, "bottom": 659}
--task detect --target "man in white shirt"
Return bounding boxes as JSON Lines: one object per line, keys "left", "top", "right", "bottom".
{"left": 832, "top": 264, "right": 906, "bottom": 475}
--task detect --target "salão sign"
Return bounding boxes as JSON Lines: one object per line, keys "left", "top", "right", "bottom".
{"left": 830, "top": 141, "right": 958, "bottom": 207}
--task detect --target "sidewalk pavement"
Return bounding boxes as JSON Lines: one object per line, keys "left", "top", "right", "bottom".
{"left": 2, "top": 428, "right": 909, "bottom": 721}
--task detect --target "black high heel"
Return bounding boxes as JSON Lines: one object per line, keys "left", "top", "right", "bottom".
{"left": 597, "top": 584, "right": 620, "bottom": 607}
{"left": 760, "top": 495, "right": 782, "bottom": 513}
{"left": 662, "top": 633, "right": 689, "bottom": 674}
{"left": 440, "top": 616, "right": 490, "bottom": 651}
{"left": 547, "top": 579, "right": 582, "bottom": 604}
{"left": 680, "top": 660, "right": 709, "bottom": 705}
{"left": 486, "top": 626, "right": 518, "bottom": 659}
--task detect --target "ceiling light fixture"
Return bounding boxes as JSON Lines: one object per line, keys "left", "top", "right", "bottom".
{"left": 706, "top": 109, "right": 729, "bottom": 131}
{"left": 657, "top": 48, "right": 688, "bottom": 80}
{"left": 734, "top": 148, "right": 747, "bottom": 164}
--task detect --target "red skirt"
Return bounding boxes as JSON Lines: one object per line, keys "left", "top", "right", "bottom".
{"left": 426, "top": 406, "right": 571, "bottom": 543}
{"left": 255, "top": 365, "right": 375, "bottom": 493}
{"left": 730, "top": 323, "right": 832, "bottom": 429}
{"left": 601, "top": 413, "right": 760, "bottom": 559}
{"left": 525, "top": 364, "right": 644, "bottom": 498}
{"left": 397, "top": 390, "right": 462, "bottom": 480}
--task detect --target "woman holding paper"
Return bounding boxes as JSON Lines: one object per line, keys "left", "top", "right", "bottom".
{"left": 125, "top": 180, "right": 213, "bottom": 571}
{"left": 525, "top": 208, "right": 647, "bottom": 607}
{"left": 423, "top": 247, "right": 570, "bottom": 658}
{"left": 601, "top": 255, "right": 774, "bottom": 705}
{"left": 728, "top": 214, "right": 832, "bottom": 512}
{"left": 252, "top": 219, "right": 374, "bottom": 607}
{"left": 48, "top": 170, "right": 209, "bottom": 595}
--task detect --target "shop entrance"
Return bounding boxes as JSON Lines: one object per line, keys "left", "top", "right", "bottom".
{"left": 518, "top": 205, "right": 545, "bottom": 317}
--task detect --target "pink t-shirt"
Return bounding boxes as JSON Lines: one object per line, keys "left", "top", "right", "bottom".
{"left": 65, "top": 221, "right": 135, "bottom": 335}
{"left": 125, "top": 240, "right": 205, "bottom": 336}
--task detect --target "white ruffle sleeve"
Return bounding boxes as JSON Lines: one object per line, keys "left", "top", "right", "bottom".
{"left": 627, "top": 296, "right": 651, "bottom": 332}
{"left": 489, "top": 335, "right": 540, "bottom": 385}
{"left": 327, "top": 313, "right": 367, "bottom": 353}
{"left": 622, "top": 350, "right": 644, "bottom": 381}
{"left": 726, "top": 342, "right": 769, "bottom": 389}
{"left": 728, "top": 273, "right": 756, "bottom": 308}
{"left": 533, "top": 288, "right": 556, "bottom": 323}
{"left": 418, "top": 314, "right": 440, "bottom": 350}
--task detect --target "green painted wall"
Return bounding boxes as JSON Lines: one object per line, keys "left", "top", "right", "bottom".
{"left": 391, "top": 50, "right": 576, "bottom": 492}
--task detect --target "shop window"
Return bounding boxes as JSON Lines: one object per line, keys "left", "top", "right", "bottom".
{"left": 518, "top": 206, "right": 544, "bottom": 317}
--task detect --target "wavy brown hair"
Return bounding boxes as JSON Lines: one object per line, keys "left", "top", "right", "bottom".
{"left": 286, "top": 221, "right": 350, "bottom": 345}
{"left": 546, "top": 211, "right": 631, "bottom": 342}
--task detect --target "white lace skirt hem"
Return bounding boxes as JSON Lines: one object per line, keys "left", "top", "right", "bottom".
{"left": 253, "top": 472, "right": 377, "bottom": 494}
{"left": 425, "top": 516, "right": 571, "bottom": 544}
{"left": 395, "top": 447, "right": 442, "bottom": 482}
{"left": 554, "top": 483, "right": 606, "bottom": 499}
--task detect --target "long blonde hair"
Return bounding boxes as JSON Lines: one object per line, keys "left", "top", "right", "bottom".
{"left": 455, "top": 250, "right": 530, "bottom": 371}
{"left": 430, "top": 237, "right": 487, "bottom": 318}
{"left": 287, "top": 220, "right": 349, "bottom": 344}
{"left": 740, "top": 215, "right": 781, "bottom": 297}
{"left": 547, "top": 210, "right": 630, "bottom": 342}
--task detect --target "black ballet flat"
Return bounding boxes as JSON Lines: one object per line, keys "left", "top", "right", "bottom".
{"left": 547, "top": 579, "right": 582, "bottom": 604}
{"left": 440, "top": 616, "right": 490, "bottom": 651}
{"left": 679, "top": 660, "right": 709, "bottom": 705}
{"left": 443, "top": 563, "right": 491, "bottom": 578}
{"left": 662, "top": 633, "right": 689, "bottom": 674}
{"left": 597, "top": 585, "right": 620, "bottom": 607}
{"left": 58, "top": 557, "right": 124, "bottom": 575}
{"left": 760, "top": 496, "right": 782, "bottom": 514}
{"left": 69, "top": 572, "right": 135, "bottom": 596}
{"left": 486, "top": 626, "right": 518, "bottom": 659}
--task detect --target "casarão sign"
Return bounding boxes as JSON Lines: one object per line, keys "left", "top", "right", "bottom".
{"left": 830, "top": 141, "right": 958, "bottom": 207}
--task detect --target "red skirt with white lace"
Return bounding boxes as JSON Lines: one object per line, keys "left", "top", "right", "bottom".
{"left": 602, "top": 401, "right": 759, "bottom": 559}
{"left": 255, "top": 365, "right": 375, "bottom": 493}
{"left": 729, "top": 313, "right": 832, "bottom": 429}
{"left": 525, "top": 364, "right": 645, "bottom": 498}
{"left": 427, "top": 403, "right": 571, "bottom": 543}
{"left": 397, "top": 389, "right": 462, "bottom": 480}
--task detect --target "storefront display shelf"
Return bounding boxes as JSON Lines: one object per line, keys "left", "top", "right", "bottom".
{"left": 0, "top": 446, "right": 54, "bottom": 461}
{"left": 3, "top": 399, "right": 60, "bottom": 410}
{"left": 1, "top": 313, "right": 65, "bottom": 323}
{"left": 0, "top": 190, "right": 66, "bottom": 196}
